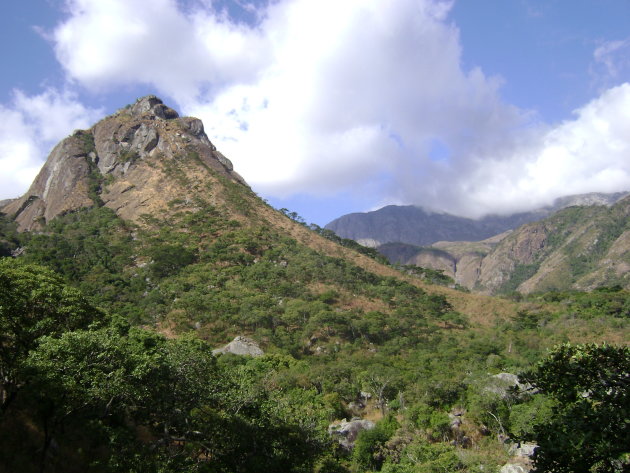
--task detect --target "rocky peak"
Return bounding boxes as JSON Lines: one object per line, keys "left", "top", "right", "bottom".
{"left": 128, "top": 95, "right": 180, "bottom": 120}
{"left": 1, "top": 95, "right": 249, "bottom": 231}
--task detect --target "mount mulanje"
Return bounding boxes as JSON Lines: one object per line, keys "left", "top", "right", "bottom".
{"left": 327, "top": 193, "right": 630, "bottom": 295}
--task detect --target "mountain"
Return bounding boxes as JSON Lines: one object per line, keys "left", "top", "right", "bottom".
{"left": 325, "top": 193, "right": 628, "bottom": 248}
{"left": 2, "top": 95, "right": 247, "bottom": 231}
{"left": 378, "top": 197, "right": 630, "bottom": 294}
{"left": 1, "top": 96, "right": 628, "bottom": 473}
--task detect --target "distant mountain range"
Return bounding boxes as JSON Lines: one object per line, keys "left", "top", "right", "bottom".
{"left": 325, "top": 192, "right": 628, "bottom": 248}
{"left": 326, "top": 192, "right": 630, "bottom": 294}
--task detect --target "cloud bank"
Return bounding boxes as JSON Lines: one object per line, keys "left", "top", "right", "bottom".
{"left": 2, "top": 0, "right": 630, "bottom": 219}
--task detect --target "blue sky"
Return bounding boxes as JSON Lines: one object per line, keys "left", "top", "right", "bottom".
{"left": 1, "top": 0, "right": 630, "bottom": 225}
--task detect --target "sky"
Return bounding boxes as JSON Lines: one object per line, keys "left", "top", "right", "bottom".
{"left": 1, "top": 0, "right": 630, "bottom": 225}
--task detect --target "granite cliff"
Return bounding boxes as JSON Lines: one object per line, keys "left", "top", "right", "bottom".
{"left": 2, "top": 96, "right": 247, "bottom": 231}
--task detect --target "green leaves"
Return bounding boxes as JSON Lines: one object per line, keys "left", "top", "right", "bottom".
{"left": 521, "top": 343, "right": 630, "bottom": 473}
{"left": 0, "top": 259, "right": 101, "bottom": 414}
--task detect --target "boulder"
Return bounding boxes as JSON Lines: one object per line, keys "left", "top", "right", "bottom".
{"left": 500, "top": 464, "right": 530, "bottom": 473}
{"left": 212, "top": 336, "right": 264, "bottom": 357}
{"left": 130, "top": 95, "right": 179, "bottom": 119}
{"left": 485, "top": 372, "right": 532, "bottom": 398}
{"left": 509, "top": 442, "right": 538, "bottom": 459}
{"left": 328, "top": 418, "right": 375, "bottom": 449}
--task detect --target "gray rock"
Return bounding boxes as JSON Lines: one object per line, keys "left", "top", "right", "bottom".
{"left": 212, "top": 336, "right": 264, "bottom": 357}
{"left": 500, "top": 464, "right": 530, "bottom": 473}
{"left": 129, "top": 95, "right": 179, "bottom": 119}
{"left": 131, "top": 124, "right": 159, "bottom": 154}
{"left": 3, "top": 131, "right": 94, "bottom": 230}
{"left": 509, "top": 443, "right": 538, "bottom": 459}
{"left": 485, "top": 373, "right": 532, "bottom": 398}
{"left": 328, "top": 418, "right": 375, "bottom": 449}
{"left": 214, "top": 150, "right": 234, "bottom": 171}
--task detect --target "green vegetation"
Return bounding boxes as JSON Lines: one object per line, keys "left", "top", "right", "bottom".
{"left": 519, "top": 343, "right": 630, "bottom": 473}
{"left": 0, "top": 260, "right": 330, "bottom": 473}
{"left": 500, "top": 262, "right": 540, "bottom": 293}
{"left": 0, "top": 213, "right": 19, "bottom": 256}
{"left": 0, "top": 195, "right": 628, "bottom": 472}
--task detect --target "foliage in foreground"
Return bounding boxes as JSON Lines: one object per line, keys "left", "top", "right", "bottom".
{"left": 519, "top": 343, "right": 630, "bottom": 473}
{"left": 0, "top": 259, "right": 331, "bottom": 473}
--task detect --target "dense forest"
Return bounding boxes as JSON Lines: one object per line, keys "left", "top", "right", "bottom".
{"left": 1, "top": 201, "right": 628, "bottom": 473}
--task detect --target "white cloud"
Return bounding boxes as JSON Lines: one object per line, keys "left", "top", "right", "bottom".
{"left": 424, "top": 83, "right": 630, "bottom": 217}
{"left": 36, "top": 0, "right": 630, "bottom": 218}
{"left": 0, "top": 88, "right": 102, "bottom": 200}
{"left": 52, "top": 0, "right": 268, "bottom": 104}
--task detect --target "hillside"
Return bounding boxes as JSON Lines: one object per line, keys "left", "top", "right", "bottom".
{"left": 378, "top": 198, "right": 630, "bottom": 295}
{"left": 0, "top": 96, "right": 628, "bottom": 473}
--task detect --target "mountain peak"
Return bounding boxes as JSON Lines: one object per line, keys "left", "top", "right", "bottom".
{"left": 126, "top": 95, "right": 179, "bottom": 120}
{"left": 1, "top": 96, "right": 248, "bottom": 231}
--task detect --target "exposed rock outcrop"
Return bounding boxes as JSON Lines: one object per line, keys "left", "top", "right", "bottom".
{"left": 2, "top": 95, "right": 249, "bottom": 231}
{"left": 485, "top": 373, "right": 532, "bottom": 399}
{"left": 212, "top": 336, "right": 264, "bottom": 357}
{"left": 328, "top": 418, "right": 375, "bottom": 449}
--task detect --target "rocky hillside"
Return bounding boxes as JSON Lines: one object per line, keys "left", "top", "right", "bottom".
{"left": 382, "top": 198, "right": 630, "bottom": 294}
{"left": 2, "top": 96, "right": 247, "bottom": 231}
{"left": 325, "top": 193, "right": 627, "bottom": 248}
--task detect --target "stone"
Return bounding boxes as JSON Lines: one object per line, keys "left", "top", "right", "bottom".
{"left": 509, "top": 443, "right": 538, "bottom": 459}
{"left": 328, "top": 418, "right": 375, "bottom": 449}
{"left": 131, "top": 124, "right": 159, "bottom": 153}
{"left": 500, "top": 464, "right": 530, "bottom": 473}
{"left": 212, "top": 336, "right": 264, "bottom": 357}
{"left": 485, "top": 372, "right": 532, "bottom": 398}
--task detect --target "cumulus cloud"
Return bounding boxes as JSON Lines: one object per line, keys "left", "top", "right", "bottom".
{"left": 52, "top": 0, "right": 269, "bottom": 103}
{"left": 0, "top": 89, "right": 102, "bottom": 200}
{"left": 412, "top": 83, "right": 630, "bottom": 217}
{"left": 38, "top": 0, "right": 630, "bottom": 218}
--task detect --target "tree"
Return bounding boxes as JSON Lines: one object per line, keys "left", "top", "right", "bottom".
{"left": 520, "top": 343, "right": 630, "bottom": 473}
{"left": 0, "top": 259, "right": 100, "bottom": 414}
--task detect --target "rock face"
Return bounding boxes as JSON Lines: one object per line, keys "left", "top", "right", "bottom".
{"left": 485, "top": 373, "right": 532, "bottom": 399}
{"left": 499, "top": 442, "right": 538, "bottom": 473}
{"left": 1, "top": 95, "right": 248, "bottom": 231}
{"left": 500, "top": 464, "right": 530, "bottom": 473}
{"left": 328, "top": 418, "right": 375, "bottom": 449}
{"left": 212, "top": 336, "right": 264, "bottom": 357}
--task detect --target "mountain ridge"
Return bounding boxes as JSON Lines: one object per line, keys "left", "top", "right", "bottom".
{"left": 325, "top": 192, "right": 628, "bottom": 248}
{"left": 376, "top": 197, "right": 630, "bottom": 294}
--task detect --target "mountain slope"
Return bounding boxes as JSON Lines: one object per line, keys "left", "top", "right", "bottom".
{"left": 384, "top": 198, "right": 630, "bottom": 294}
{"left": 2, "top": 96, "right": 247, "bottom": 231}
